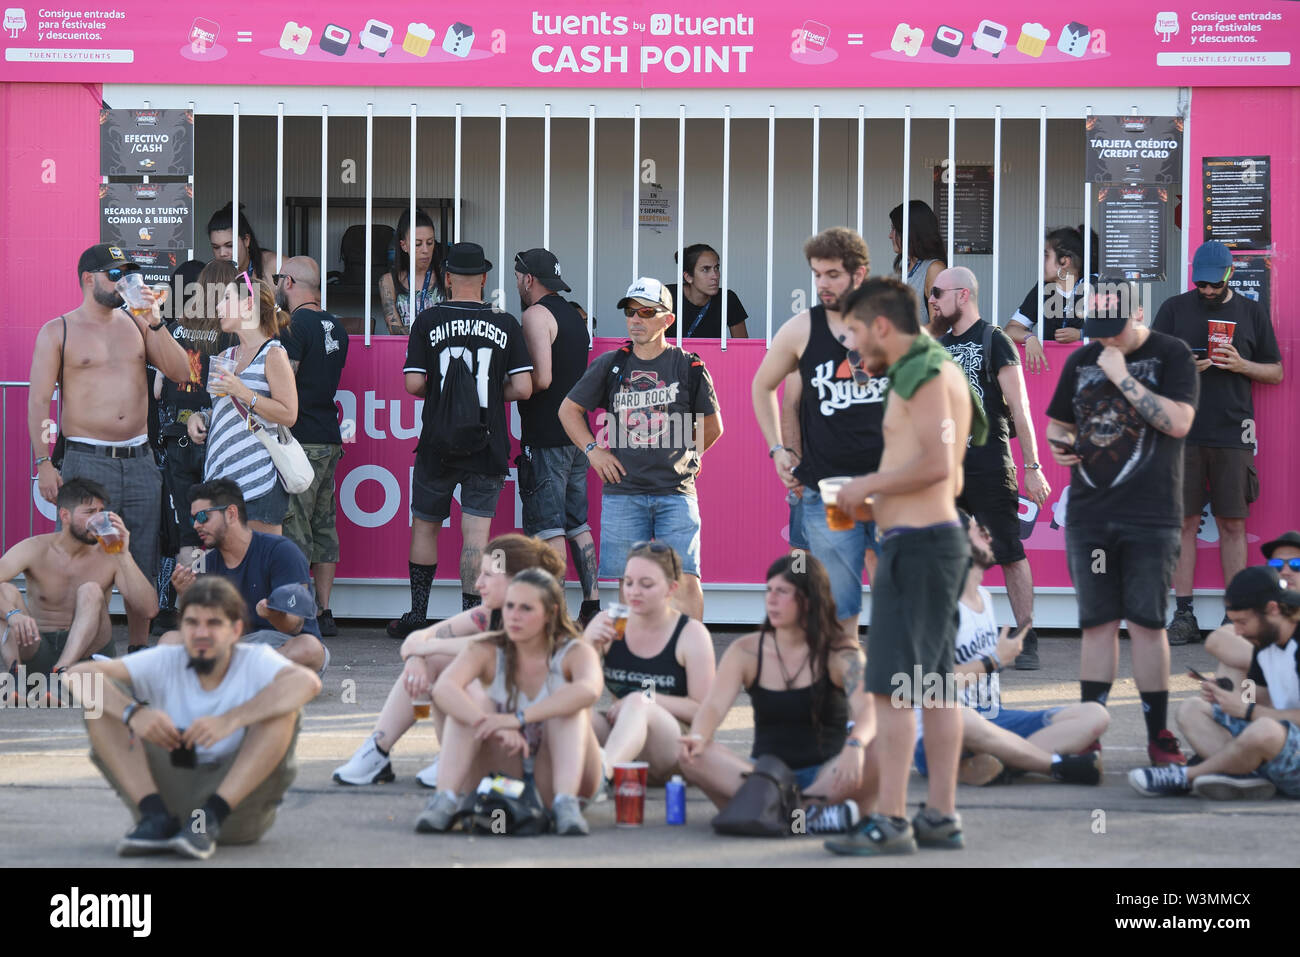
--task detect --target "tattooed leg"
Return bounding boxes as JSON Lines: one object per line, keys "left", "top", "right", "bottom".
{"left": 569, "top": 531, "right": 599, "bottom": 600}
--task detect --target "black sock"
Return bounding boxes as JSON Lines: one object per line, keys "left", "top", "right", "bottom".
{"left": 1081, "top": 681, "right": 1112, "bottom": 706}
{"left": 202, "top": 794, "right": 232, "bottom": 828}
{"left": 1140, "top": 691, "right": 1169, "bottom": 743}
{"left": 462, "top": 591, "right": 481, "bottom": 611}
{"left": 1176, "top": 595, "right": 1193, "bottom": 613}
{"left": 579, "top": 598, "right": 602, "bottom": 618}
{"left": 138, "top": 793, "right": 168, "bottom": 818}
{"left": 408, "top": 562, "right": 436, "bottom": 621}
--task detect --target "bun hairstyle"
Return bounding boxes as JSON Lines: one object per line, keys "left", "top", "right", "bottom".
{"left": 484, "top": 533, "right": 566, "bottom": 580}
{"left": 207, "top": 202, "right": 268, "bottom": 280}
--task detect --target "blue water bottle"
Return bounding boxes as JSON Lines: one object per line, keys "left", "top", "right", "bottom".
{"left": 666, "top": 775, "right": 686, "bottom": 825}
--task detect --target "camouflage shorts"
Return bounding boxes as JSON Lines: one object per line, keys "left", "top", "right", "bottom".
{"left": 282, "top": 443, "right": 343, "bottom": 564}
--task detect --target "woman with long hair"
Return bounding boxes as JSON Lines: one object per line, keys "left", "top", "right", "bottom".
{"left": 665, "top": 242, "right": 750, "bottom": 338}
{"left": 585, "top": 542, "right": 716, "bottom": 782}
{"left": 186, "top": 260, "right": 297, "bottom": 534}
{"left": 332, "top": 534, "right": 565, "bottom": 787}
{"left": 678, "top": 552, "right": 876, "bottom": 834}
{"left": 207, "top": 202, "right": 277, "bottom": 281}
{"left": 1005, "top": 226, "right": 1100, "bottom": 373}
{"left": 418, "top": 568, "right": 604, "bottom": 835}
{"left": 889, "top": 200, "right": 947, "bottom": 329}
{"left": 378, "top": 208, "right": 442, "bottom": 335}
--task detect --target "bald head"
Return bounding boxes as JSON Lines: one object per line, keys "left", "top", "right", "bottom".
{"left": 283, "top": 256, "right": 320, "bottom": 291}
{"left": 275, "top": 256, "right": 321, "bottom": 311}
{"left": 939, "top": 266, "right": 979, "bottom": 304}
{"left": 928, "top": 266, "right": 980, "bottom": 335}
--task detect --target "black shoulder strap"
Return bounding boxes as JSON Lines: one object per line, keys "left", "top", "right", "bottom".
{"left": 601, "top": 340, "right": 634, "bottom": 409}
{"left": 57, "top": 315, "right": 67, "bottom": 425}
{"left": 685, "top": 351, "right": 706, "bottom": 410}
{"left": 668, "top": 613, "right": 690, "bottom": 645}
{"left": 981, "top": 322, "right": 996, "bottom": 389}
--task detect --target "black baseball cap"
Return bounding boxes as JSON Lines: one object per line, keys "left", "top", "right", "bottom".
{"left": 77, "top": 243, "right": 139, "bottom": 276}
{"left": 443, "top": 242, "right": 492, "bottom": 276}
{"left": 514, "top": 248, "right": 571, "bottom": 292}
{"left": 1260, "top": 530, "right": 1300, "bottom": 560}
{"left": 1082, "top": 278, "right": 1137, "bottom": 338}
{"left": 1224, "top": 566, "right": 1300, "bottom": 612}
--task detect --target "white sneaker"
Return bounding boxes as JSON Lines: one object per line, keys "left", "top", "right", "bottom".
{"left": 332, "top": 733, "right": 395, "bottom": 786}
{"left": 415, "top": 755, "right": 440, "bottom": 789}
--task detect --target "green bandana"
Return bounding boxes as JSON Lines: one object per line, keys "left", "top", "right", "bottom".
{"left": 885, "top": 333, "right": 989, "bottom": 447}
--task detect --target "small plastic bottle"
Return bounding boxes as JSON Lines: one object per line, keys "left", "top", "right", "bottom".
{"left": 665, "top": 774, "right": 686, "bottom": 825}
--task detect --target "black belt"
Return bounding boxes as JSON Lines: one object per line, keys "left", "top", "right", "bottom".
{"left": 65, "top": 440, "right": 151, "bottom": 459}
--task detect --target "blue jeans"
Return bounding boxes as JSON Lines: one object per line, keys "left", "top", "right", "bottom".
{"left": 1213, "top": 704, "right": 1300, "bottom": 798}
{"left": 598, "top": 493, "right": 701, "bottom": 579}
{"left": 518, "top": 445, "right": 591, "bottom": 540}
{"left": 800, "top": 487, "right": 878, "bottom": 619}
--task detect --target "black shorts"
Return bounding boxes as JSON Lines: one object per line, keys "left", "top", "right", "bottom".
{"left": 865, "top": 522, "right": 969, "bottom": 704}
{"left": 957, "top": 466, "right": 1026, "bottom": 565}
{"left": 412, "top": 455, "right": 505, "bottom": 523}
{"left": 1183, "top": 445, "right": 1258, "bottom": 520}
{"left": 1065, "top": 522, "right": 1181, "bottom": 630}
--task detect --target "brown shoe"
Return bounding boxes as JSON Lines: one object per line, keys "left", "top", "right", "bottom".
{"left": 958, "top": 753, "right": 1006, "bottom": 786}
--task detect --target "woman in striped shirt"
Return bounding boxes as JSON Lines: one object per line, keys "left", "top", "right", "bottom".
{"left": 187, "top": 262, "right": 299, "bottom": 534}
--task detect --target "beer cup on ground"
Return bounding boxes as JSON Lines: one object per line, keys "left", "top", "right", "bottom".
{"left": 208, "top": 355, "right": 237, "bottom": 397}
{"left": 817, "top": 476, "right": 855, "bottom": 532}
{"left": 613, "top": 762, "right": 649, "bottom": 827}
{"left": 87, "top": 511, "right": 125, "bottom": 554}
{"left": 607, "top": 602, "right": 630, "bottom": 639}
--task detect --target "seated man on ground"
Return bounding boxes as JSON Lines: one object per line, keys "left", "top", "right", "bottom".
{"left": 165, "top": 479, "right": 328, "bottom": 675}
{"left": 67, "top": 576, "right": 321, "bottom": 859}
{"left": 1130, "top": 565, "right": 1300, "bottom": 801}
{"left": 913, "top": 512, "right": 1106, "bottom": 787}
{"left": 1, "top": 478, "right": 158, "bottom": 676}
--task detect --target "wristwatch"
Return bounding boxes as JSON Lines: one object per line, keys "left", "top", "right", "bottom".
{"left": 584, "top": 441, "right": 599, "bottom": 455}
{"left": 148, "top": 319, "right": 166, "bottom": 331}
{"left": 768, "top": 442, "right": 786, "bottom": 458}
{"left": 34, "top": 456, "right": 51, "bottom": 468}
{"left": 516, "top": 709, "right": 527, "bottom": 728}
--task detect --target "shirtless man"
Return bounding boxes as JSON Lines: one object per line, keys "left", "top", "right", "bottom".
{"left": 823, "top": 277, "right": 987, "bottom": 857}
{"left": 0, "top": 478, "right": 159, "bottom": 675}
{"left": 29, "top": 245, "right": 191, "bottom": 653}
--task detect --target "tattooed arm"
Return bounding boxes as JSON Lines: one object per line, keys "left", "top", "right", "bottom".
{"left": 399, "top": 605, "right": 496, "bottom": 660}
{"left": 832, "top": 647, "right": 875, "bottom": 753}
{"left": 378, "top": 273, "right": 404, "bottom": 335}
{"left": 1097, "top": 345, "right": 1195, "bottom": 438}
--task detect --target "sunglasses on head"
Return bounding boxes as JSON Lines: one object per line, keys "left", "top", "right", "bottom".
{"left": 1268, "top": 557, "right": 1300, "bottom": 572}
{"left": 98, "top": 264, "right": 141, "bottom": 282}
{"left": 241, "top": 270, "right": 256, "bottom": 298}
{"left": 1195, "top": 280, "right": 1227, "bottom": 290}
{"left": 629, "top": 540, "right": 680, "bottom": 571}
{"left": 624, "top": 305, "right": 663, "bottom": 319}
{"left": 846, "top": 348, "right": 872, "bottom": 387}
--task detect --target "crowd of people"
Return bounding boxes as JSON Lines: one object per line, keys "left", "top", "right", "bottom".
{"left": 2, "top": 206, "right": 1292, "bottom": 858}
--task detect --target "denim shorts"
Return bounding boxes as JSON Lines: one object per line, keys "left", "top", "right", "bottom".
{"left": 800, "top": 488, "right": 878, "bottom": 620}
{"left": 1064, "top": 522, "right": 1181, "bottom": 630}
{"left": 517, "top": 445, "right": 591, "bottom": 540}
{"left": 412, "top": 456, "right": 505, "bottom": 522}
{"left": 598, "top": 493, "right": 701, "bottom": 579}
{"left": 913, "top": 707, "right": 1061, "bottom": 776}
{"left": 245, "top": 479, "right": 290, "bottom": 526}
{"left": 1212, "top": 704, "right": 1300, "bottom": 798}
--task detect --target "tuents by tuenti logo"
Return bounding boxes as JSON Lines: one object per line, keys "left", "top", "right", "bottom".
{"left": 49, "top": 887, "right": 151, "bottom": 938}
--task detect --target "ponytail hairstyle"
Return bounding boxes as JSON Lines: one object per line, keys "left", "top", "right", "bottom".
{"left": 207, "top": 202, "right": 268, "bottom": 280}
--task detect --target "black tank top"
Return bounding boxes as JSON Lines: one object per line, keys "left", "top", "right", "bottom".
{"left": 747, "top": 630, "right": 849, "bottom": 769}
{"left": 519, "top": 294, "right": 592, "bottom": 448}
{"left": 792, "top": 305, "right": 888, "bottom": 487}
{"left": 602, "top": 613, "right": 690, "bottom": 700}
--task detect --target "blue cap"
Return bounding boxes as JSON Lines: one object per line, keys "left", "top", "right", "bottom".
{"left": 266, "top": 583, "right": 313, "bottom": 616}
{"left": 1191, "top": 241, "right": 1233, "bottom": 284}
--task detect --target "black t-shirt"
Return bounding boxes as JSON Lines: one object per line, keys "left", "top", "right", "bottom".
{"left": 940, "top": 319, "right": 1019, "bottom": 474}
{"left": 1151, "top": 290, "right": 1281, "bottom": 449}
{"left": 282, "top": 306, "right": 350, "bottom": 445}
{"left": 1007, "top": 277, "right": 1093, "bottom": 339}
{"left": 403, "top": 300, "right": 533, "bottom": 476}
{"left": 158, "top": 321, "right": 237, "bottom": 436}
{"left": 205, "top": 532, "right": 321, "bottom": 639}
{"left": 1046, "top": 331, "right": 1199, "bottom": 528}
{"left": 666, "top": 285, "right": 749, "bottom": 338}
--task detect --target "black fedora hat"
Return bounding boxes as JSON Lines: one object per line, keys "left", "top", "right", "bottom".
{"left": 444, "top": 242, "right": 492, "bottom": 276}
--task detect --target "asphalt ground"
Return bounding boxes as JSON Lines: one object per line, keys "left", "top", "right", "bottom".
{"left": 3, "top": 624, "right": 1298, "bottom": 869}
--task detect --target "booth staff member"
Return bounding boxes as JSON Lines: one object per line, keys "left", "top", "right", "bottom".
{"left": 665, "top": 243, "right": 750, "bottom": 339}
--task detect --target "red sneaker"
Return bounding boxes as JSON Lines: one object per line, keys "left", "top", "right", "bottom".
{"left": 1148, "top": 729, "right": 1188, "bottom": 766}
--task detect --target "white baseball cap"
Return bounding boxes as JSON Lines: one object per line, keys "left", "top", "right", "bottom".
{"left": 616, "top": 277, "right": 673, "bottom": 312}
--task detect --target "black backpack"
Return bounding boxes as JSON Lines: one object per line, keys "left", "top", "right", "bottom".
{"left": 981, "top": 322, "right": 1016, "bottom": 439}
{"left": 428, "top": 344, "right": 490, "bottom": 459}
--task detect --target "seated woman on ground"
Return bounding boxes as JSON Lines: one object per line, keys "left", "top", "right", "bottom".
{"left": 678, "top": 552, "right": 877, "bottom": 834}
{"left": 418, "top": 568, "right": 604, "bottom": 835}
{"left": 332, "top": 534, "right": 564, "bottom": 787}
{"left": 584, "top": 542, "right": 715, "bottom": 785}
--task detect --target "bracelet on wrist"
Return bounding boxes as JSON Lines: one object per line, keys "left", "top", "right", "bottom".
{"left": 5, "top": 608, "right": 21, "bottom": 621}
{"left": 34, "top": 456, "right": 51, "bottom": 468}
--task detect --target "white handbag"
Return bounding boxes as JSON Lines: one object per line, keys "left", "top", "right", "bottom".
{"left": 230, "top": 396, "right": 313, "bottom": 494}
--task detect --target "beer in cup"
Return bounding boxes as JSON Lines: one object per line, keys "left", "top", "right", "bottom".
{"left": 115, "top": 272, "right": 160, "bottom": 320}
{"left": 818, "top": 476, "right": 855, "bottom": 531}
{"left": 607, "top": 602, "right": 630, "bottom": 639}
{"left": 412, "top": 697, "right": 432, "bottom": 720}
{"left": 208, "top": 355, "right": 237, "bottom": 397}
{"left": 87, "top": 511, "right": 125, "bottom": 554}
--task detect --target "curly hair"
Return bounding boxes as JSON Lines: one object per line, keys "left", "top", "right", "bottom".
{"left": 803, "top": 226, "right": 870, "bottom": 277}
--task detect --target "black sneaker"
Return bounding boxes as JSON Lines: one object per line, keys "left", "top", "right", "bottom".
{"left": 1167, "top": 606, "right": 1201, "bottom": 646}
{"left": 1014, "top": 628, "right": 1040, "bottom": 670}
{"left": 912, "top": 806, "right": 964, "bottom": 850}
{"left": 386, "top": 613, "right": 429, "bottom": 640}
{"left": 1051, "top": 751, "right": 1102, "bottom": 785}
{"left": 149, "top": 608, "right": 177, "bottom": 637}
{"left": 117, "top": 813, "right": 180, "bottom": 857}
{"left": 170, "top": 817, "right": 220, "bottom": 860}
{"left": 318, "top": 609, "right": 339, "bottom": 638}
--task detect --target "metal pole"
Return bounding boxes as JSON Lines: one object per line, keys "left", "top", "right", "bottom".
{"left": 992, "top": 106, "right": 1002, "bottom": 325}
{"left": 1037, "top": 106, "right": 1047, "bottom": 343}
{"left": 275, "top": 103, "right": 284, "bottom": 273}
{"left": 947, "top": 105, "right": 956, "bottom": 267}
{"left": 632, "top": 104, "right": 641, "bottom": 282}
{"left": 587, "top": 105, "right": 595, "bottom": 345}
{"left": 856, "top": 105, "right": 865, "bottom": 240}
{"left": 454, "top": 104, "right": 463, "bottom": 243}
{"left": 320, "top": 104, "right": 328, "bottom": 312}
{"left": 499, "top": 105, "right": 507, "bottom": 314}
{"left": 409, "top": 104, "right": 417, "bottom": 325}
{"left": 811, "top": 104, "right": 820, "bottom": 305}
{"left": 766, "top": 106, "right": 775, "bottom": 348}
{"left": 543, "top": 103, "right": 552, "bottom": 250}
{"left": 721, "top": 104, "right": 731, "bottom": 350}
{"left": 364, "top": 103, "right": 373, "bottom": 347}
{"left": 677, "top": 104, "right": 685, "bottom": 350}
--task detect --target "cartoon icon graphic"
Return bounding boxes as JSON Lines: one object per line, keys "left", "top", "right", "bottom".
{"left": 188, "top": 16, "right": 220, "bottom": 52}
{"left": 402, "top": 22, "right": 435, "bottom": 57}
{"left": 891, "top": 23, "right": 924, "bottom": 57}
{"left": 279, "top": 21, "right": 311, "bottom": 55}
{"left": 138, "top": 158, "right": 157, "bottom": 169}
{"left": 138, "top": 227, "right": 153, "bottom": 242}
{"left": 1057, "top": 22, "right": 1090, "bottom": 58}
{"left": 800, "top": 20, "right": 830, "bottom": 52}
{"left": 971, "top": 20, "right": 1008, "bottom": 57}
{"left": 359, "top": 19, "right": 394, "bottom": 55}
{"left": 320, "top": 23, "right": 351, "bottom": 57}
{"left": 1016, "top": 22, "right": 1050, "bottom": 57}
{"left": 1154, "top": 12, "right": 1179, "bottom": 42}
{"left": 931, "top": 24, "right": 964, "bottom": 58}
{"left": 3, "top": 7, "right": 26, "bottom": 38}
{"left": 442, "top": 22, "right": 474, "bottom": 56}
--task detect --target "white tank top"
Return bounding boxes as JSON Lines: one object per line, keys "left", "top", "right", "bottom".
{"left": 486, "top": 640, "right": 577, "bottom": 712}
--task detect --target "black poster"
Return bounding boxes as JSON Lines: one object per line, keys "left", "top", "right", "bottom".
{"left": 1097, "top": 185, "right": 1168, "bottom": 281}
{"left": 100, "top": 109, "right": 195, "bottom": 176}
{"left": 1228, "top": 254, "right": 1271, "bottom": 316}
{"left": 932, "top": 165, "right": 994, "bottom": 255}
{"left": 100, "top": 182, "right": 194, "bottom": 250}
{"left": 1203, "top": 155, "right": 1271, "bottom": 250}
{"left": 1085, "top": 115, "right": 1182, "bottom": 185}
{"left": 123, "top": 248, "right": 187, "bottom": 287}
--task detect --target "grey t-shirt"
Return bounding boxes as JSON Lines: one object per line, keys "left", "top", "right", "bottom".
{"left": 566, "top": 344, "right": 719, "bottom": 497}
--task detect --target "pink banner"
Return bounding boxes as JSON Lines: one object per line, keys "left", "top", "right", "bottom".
{"left": 2, "top": 2, "right": 1297, "bottom": 88}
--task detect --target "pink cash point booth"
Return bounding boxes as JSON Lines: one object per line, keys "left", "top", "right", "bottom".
{"left": 1, "top": 3, "right": 1295, "bottom": 627}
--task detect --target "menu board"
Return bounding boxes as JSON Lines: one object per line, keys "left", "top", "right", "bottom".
{"left": 1097, "top": 186, "right": 1167, "bottom": 281}
{"left": 933, "top": 165, "right": 994, "bottom": 255}
{"left": 100, "top": 182, "right": 194, "bottom": 250}
{"left": 1203, "top": 156, "right": 1271, "bottom": 250}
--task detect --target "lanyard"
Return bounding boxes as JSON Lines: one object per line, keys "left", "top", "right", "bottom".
{"left": 685, "top": 296, "right": 713, "bottom": 337}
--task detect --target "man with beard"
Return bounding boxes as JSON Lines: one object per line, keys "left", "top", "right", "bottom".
{"left": 751, "top": 227, "right": 883, "bottom": 643}
{"left": 1130, "top": 566, "right": 1300, "bottom": 801}
{"left": 933, "top": 266, "right": 1050, "bottom": 669}
{"left": 0, "top": 479, "right": 158, "bottom": 675}
{"left": 275, "top": 257, "right": 350, "bottom": 637}
{"left": 68, "top": 575, "right": 321, "bottom": 859}
{"left": 1046, "top": 280, "right": 1199, "bottom": 766}
{"left": 28, "top": 245, "right": 191, "bottom": 653}
{"left": 1152, "top": 241, "right": 1283, "bottom": 646}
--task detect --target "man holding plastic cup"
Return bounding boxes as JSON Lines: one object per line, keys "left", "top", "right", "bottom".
{"left": 27, "top": 245, "right": 192, "bottom": 654}
{"left": 1152, "top": 241, "right": 1284, "bottom": 646}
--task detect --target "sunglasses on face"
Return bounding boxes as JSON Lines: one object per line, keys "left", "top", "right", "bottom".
{"left": 98, "top": 264, "right": 141, "bottom": 282}
{"left": 624, "top": 306, "right": 664, "bottom": 319}
{"left": 272, "top": 273, "right": 294, "bottom": 285}
{"left": 1195, "top": 280, "right": 1227, "bottom": 290}
{"left": 928, "top": 286, "right": 962, "bottom": 299}
{"left": 1268, "top": 558, "right": 1300, "bottom": 572}
{"left": 192, "top": 508, "right": 222, "bottom": 525}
